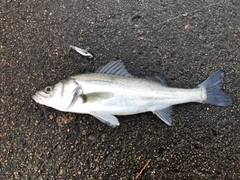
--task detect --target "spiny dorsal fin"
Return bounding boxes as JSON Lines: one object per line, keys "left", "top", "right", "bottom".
{"left": 96, "top": 60, "right": 133, "bottom": 77}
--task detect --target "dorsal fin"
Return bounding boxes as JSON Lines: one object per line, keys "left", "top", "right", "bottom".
{"left": 146, "top": 75, "right": 167, "bottom": 86}
{"left": 154, "top": 75, "right": 167, "bottom": 85}
{"left": 96, "top": 60, "right": 133, "bottom": 77}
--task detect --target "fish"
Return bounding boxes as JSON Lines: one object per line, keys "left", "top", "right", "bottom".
{"left": 32, "top": 60, "right": 233, "bottom": 127}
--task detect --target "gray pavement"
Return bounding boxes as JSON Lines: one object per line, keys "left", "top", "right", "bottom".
{"left": 1, "top": 0, "right": 240, "bottom": 179}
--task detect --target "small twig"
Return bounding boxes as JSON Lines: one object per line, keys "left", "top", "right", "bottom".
{"left": 135, "top": 159, "right": 151, "bottom": 179}
{"left": 69, "top": 45, "right": 93, "bottom": 58}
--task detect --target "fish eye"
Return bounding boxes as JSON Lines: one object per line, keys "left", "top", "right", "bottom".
{"left": 44, "top": 86, "right": 53, "bottom": 94}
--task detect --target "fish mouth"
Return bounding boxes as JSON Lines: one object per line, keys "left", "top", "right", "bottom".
{"left": 32, "top": 92, "right": 48, "bottom": 105}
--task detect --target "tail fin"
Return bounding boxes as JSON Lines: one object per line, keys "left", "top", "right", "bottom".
{"left": 198, "top": 70, "right": 232, "bottom": 106}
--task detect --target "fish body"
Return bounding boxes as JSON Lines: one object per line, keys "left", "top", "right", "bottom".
{"left": 68, "top": 73, "right": 204, "bottom": 114}
{"left": 32, "top": 60, "right": 232, "bottom": 127}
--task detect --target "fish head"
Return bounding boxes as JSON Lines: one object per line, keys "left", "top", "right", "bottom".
{"left": 32, "top": 79, "right": 82, "bottom": 111}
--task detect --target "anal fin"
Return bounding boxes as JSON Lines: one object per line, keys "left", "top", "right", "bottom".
{"left": 153, "top": 107, "right": 173, "bottom": 126}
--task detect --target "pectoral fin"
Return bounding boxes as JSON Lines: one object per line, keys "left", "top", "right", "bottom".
{"left": 90, "top": 112, "right": 120, "bottom": 128}
{"left": 153, "top": 107, "right": 173, "bottom": 126}
{"left": 82, "top": 92, "right": 113, "bottom": 103}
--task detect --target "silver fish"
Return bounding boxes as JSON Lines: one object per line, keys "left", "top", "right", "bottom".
{"left": 32, "top": 60, "right": 232, "bottom": 127}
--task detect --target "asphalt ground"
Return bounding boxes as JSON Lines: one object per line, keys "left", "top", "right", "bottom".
{"left": 1, "top": 0, "right": 240, "bottom": 179}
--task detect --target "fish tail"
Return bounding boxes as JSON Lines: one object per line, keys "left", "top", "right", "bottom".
{"left": 198, "top": 70, "right": 233, "bottom": 106}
